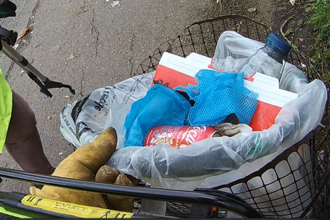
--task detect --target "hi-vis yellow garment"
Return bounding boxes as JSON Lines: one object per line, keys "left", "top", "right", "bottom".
{"left": 0, "top": 69, "right": 12, "bottom": 153}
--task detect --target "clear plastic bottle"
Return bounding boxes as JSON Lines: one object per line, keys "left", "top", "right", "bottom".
{"left": 238, "top": 33, "right": 292, "bottom": 79}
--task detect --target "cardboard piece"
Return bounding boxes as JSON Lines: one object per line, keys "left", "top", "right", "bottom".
{"left": 151, "top": 52, "right": 298, "bottom": 131}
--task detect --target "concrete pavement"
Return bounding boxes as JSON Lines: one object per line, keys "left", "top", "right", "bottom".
{"left": 0, "top": 0, "right": 220, "bottom": 193}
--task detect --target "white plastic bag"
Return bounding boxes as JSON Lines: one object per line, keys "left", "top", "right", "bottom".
{"left": 60, "top": 31, "right": 327, "bottom": 217}
{"left": 106, "top": 31, "right": 326, "bottom": 190}
{"left": 60, "top": 72, "right": 154, "bottom": 149}
{"left": 108, "top": 77, "right": 326, "bottom": 190}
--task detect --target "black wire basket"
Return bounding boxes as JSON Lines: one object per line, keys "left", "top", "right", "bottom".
{"left": 133, "top": 15, "right": 330, "bottom": 219}
{"left": 1, "top": 14, "right": 329, "bottom": 220}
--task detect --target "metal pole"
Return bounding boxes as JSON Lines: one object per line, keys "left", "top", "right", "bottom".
{"left": 1, "top": 40, "right": 47, "bottom": 81}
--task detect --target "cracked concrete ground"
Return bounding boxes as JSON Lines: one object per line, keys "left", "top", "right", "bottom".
{"left": 0, "top": 0, "right": 221, "bottom": 193}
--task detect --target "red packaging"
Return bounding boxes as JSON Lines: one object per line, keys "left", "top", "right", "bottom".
{"left": 144, "top": 126, "right": 220, "bottom": 149}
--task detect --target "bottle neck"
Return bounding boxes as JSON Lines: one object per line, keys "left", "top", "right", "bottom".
{"left": 261, "top": 45, "right": 287, "bottom": 64}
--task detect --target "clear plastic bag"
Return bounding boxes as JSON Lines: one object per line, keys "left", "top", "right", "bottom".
{"left": 106, "top": 32, "right": 326, "bottom": 191}
{"left": 108, "top": 76, "right": 326, "bottom": 190}
{"left": 212, "top": 31, "right": 309, "bottom": 93}
{"left": 60, "top": 31, "right": 327, "bottom": 217}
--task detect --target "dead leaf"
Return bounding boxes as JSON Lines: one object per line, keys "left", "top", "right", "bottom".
{"left": 67, "top": 53, "right": 76, "bottom": 60}
{"left": 236, "top": 23, "right": 241, "bottom": 32}
{"left": 305, "top": 7, "right": 312, "bottom": 13}
{"left": 90, "top": 25, "right": 94, "bottom": 35}
{"left": 297, "top": 19, "right": 304, "bottom": 27}
{"left": 17, "top": 27, "right": 32, "bottom": 41}
{"left": 247, "top": 7, "right": 257, "bottom": 13}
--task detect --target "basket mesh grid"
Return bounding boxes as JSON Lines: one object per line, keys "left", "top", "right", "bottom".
{"left": 133, "top": 15, "right": 330, "bottom": 219}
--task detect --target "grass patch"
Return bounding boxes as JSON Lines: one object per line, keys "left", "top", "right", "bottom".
{"left": 297, "top": 0, "right": 330, "bottom": 82}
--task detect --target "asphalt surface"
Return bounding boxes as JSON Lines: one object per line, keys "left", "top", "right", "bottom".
{"left": 0, "top": 0, "right": 220, "bottom": 194}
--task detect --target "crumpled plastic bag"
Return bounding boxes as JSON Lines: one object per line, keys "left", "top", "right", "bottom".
{"left": 108, "top": 76, "right": 326, "bottom": 190}
{"left": 124, "top": 84, "right": 191, "bottom": 147}
{"left": 107, "top": 72, "right": 326, "bottom": 218}
{"left": 107, "top": 31, "right": 327, "bottom": 218}
{"left": 60, "top": 72, "right": 154, "bottom": 149}
{"left": 211, "top": 30, "right": 309, "bottom": 93}
{"left": 60, "top": 30, "right": 327, "bottom": 218}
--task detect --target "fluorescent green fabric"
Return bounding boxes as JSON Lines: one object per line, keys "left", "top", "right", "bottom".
{"left": 0, "top": 69, "right": 12, "bottom": 153}
{"left": 0, "top": 206, "right": 31, "bottom": 218}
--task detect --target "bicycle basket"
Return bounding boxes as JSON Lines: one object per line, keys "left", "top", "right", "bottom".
{"left": 133, "top": 15, "right": 330, "bottom": 219}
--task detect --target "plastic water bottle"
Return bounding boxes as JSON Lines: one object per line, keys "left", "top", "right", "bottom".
{"left": 238, "top": 33, "right": 292, "bottom": 79}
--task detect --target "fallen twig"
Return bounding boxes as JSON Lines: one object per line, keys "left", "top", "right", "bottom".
{"left": 280, "top": 14, "right": 299, "bottom": 51}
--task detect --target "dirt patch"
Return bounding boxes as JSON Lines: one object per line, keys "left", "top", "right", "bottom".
{"left": 135, "top": 0, "right": 317, "bottom": 80}
{"left": 271, "top": 1, "right": 314, "bottom": 59}
{"left": 220, "top": 0, "right": 274, "bottom": 26}
{"left": 134, "top": 0, "right": 277, "bottom": 76}
{"left": 220, "top": 0, "right": 313, "bottom": 57}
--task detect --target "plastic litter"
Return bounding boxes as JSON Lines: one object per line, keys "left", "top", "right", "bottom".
{"left": 212, "top": 31, "right": 309, "bottom": 93}
{"left": 238, "top": 33, "right": 292, "bottom": 79}
{"left": 124, "top": 84, "right": 191, "bottom": 147}
{"left": 60, "top": 72, "right": 153, "bottom": 149}
{"left": 175, "top": 69, "right": 258, "bottom": 126}
{"left": 60, "top": 31, "right": 327, "bottom": 218}
{"left": 111, "top": 0, "right": 120, "bottom": 7}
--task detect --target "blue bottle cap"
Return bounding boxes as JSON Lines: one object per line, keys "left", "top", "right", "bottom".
{"left": 266, "top": 33, "right": 292, "bottom": 56}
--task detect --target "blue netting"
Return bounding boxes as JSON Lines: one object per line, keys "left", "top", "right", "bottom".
{"left": 124, "top": 84, "right": 191, "bottom": 147}
{"left": 175, "top": 69, "right": 259, "bottom": 126}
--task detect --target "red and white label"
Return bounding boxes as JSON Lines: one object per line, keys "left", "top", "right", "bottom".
{"left": 144, "top": 126, "right": 218, "bottom": 149}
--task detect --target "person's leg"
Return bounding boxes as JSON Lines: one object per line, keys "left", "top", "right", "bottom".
{"left": 4, "top": 91, "right": 55, "bottom": 175}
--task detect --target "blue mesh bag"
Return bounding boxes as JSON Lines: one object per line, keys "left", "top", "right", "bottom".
{"left": 124, "top": 84, "right": 191, "bottom": 147}
{"left": 176, "top": 69, "right": 258, "bottom": 126}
